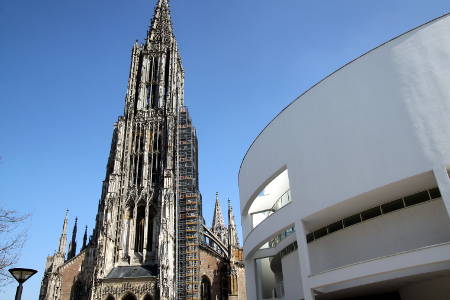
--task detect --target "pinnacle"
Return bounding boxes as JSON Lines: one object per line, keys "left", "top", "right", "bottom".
{"left": 212, "top": 192, "right": 226, "bottom": 230}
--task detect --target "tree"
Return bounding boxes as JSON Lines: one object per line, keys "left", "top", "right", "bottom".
{"left": 0, "top": 208, "right": 28, "bottom": 286}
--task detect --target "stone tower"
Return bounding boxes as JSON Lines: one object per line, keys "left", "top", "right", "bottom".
{"left": 39, "top": 1, "right": 248, "bottom": 299}
{"left": 90, "top": 0, "right": 183, "bottom": 298}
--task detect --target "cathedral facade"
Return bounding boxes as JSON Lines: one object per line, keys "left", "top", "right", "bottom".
{"left": 39, "top": 1, "right": 246, "bottom": 299}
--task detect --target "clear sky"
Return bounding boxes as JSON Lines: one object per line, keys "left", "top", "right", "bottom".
{"left": 1, "top": 0, "right": 449, "bottom": 298}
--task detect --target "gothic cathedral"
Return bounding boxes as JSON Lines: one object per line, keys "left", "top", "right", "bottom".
{"left": 39, "top": 1, "right": 246, "bottom": 299}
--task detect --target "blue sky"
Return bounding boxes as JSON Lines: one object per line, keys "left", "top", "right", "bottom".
{"left": 0, "top": 0, "right": 449, "bottom": 298}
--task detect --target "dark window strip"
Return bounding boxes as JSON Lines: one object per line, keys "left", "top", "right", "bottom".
{"left": 306, "top": 187, "right": 440, "bottom": 243}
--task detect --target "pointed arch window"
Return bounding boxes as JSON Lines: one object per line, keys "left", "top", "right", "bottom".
{"left": 146, "top": 56, "right": 159, "bottom": 108}
{"left": 200, "top": 275, "right": 211, "bottom": 300}
{"left": 123, "top": 205, "right": 134, "bottom": 256}
{"left": 122, "top": 293, "right": 137, "bottom": 300}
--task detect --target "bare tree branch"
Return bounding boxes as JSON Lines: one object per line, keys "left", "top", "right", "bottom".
{"left": 0, "top": 208, "right": 29, "bottom": 287}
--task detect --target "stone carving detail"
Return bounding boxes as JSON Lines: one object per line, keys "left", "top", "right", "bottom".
{"left": 99, "top": 280, "right": 156, "bottom": 299}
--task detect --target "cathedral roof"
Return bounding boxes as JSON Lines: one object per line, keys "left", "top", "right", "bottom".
{"left": 105, "top": 265, "right": 158, "bottom": 280}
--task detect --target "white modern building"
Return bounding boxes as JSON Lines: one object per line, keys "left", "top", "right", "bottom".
{"left": 239, "top": 14, "right": 450, "bottom": 300}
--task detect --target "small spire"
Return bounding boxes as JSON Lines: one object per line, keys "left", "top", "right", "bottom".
{"left": 57, "top": 210, "right": 69, "bottom": 255}
{"left": 82, "top": 226, "right": 88, "bottom": 250}
{"left": 67, "top": 217, "right": 78, "bottom": 260}
{"left": 228, "top": 200, "right": 240, "bottom": 247}
{"left": 212, "top": 193, "right": 227, "bottom": 245}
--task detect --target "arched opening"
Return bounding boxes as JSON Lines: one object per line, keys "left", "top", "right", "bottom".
{"left": 142, "top": 294, "right": 153, "bottom": 300}
{"left": 135, "top": 205, "right": 145, "bottom": 253}
{"left": 105, "top": 295, "right": 115, "bottom": 300}
{"left": 122, "top": 293, "right": 137, "bottom": 300}
{"left": 200, "top": 275, "right": 211, "bottom": 300}
{"left": 70, "top": 280, "right": 86, "bottom": 300}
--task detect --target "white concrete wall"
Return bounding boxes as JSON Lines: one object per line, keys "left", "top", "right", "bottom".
{"left": 255, "top": 257, "right": 276, "bottom": 299}
{"left": 309, "top": 199, "right": 450, "bottom": 273}
{"left": 239, "top": 14, "right": 450, "bottom": 300}
{"left": 281, "top": 251, "right": 303, "bottom": 300}
{"left": 240, "top": 14, "right": 450, "bottom": 220}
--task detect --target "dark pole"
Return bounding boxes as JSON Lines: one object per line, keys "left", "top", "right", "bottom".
{"left": 15, "top": 282, "right": 23, "bottom": 300}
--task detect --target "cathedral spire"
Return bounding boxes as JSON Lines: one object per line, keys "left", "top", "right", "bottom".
{"left": 67, "top": 217, "right": 78, "bottom": 260}
{"left": 57, "top": 210, "right": 69, "bottom": 255}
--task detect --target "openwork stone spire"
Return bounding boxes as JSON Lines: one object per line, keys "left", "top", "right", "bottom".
{"left": 147, "top": 0, "right": 173, "bottom": 45}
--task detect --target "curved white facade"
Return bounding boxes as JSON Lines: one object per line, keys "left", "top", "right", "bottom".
{"left": 239, "top": 14, "right": 450, "bottom": 300}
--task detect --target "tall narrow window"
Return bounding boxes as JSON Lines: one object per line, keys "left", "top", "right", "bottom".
{"left": 146, "top": 212, "right": 154, "bottom": 251}
{"left": 135, "top": 206, "right": 145, "bottom": 253}
{"left": 151, "top": 58, "right": 159, "bottom": 108}
{"left": 134, "top": 55, "right": 143, "bottom": 112}
{"left": 123, "top": 206, "right": 133, "bottom": 255}
{"left": 164, "top": 50, "right": 171, "bottom": 100}
{"left": 200, "top": 276, "right": 211, "bottom": 300}
{"left": 146, "top": 57, "right": 154, "bottom": 108}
